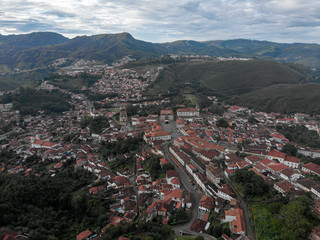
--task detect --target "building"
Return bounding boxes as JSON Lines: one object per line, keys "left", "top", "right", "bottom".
{"left": 302, "top": 162, "right": 320, "bottom": 176}
{"left": 223, "top": 208, "right": 246, "bottom": 235}
{"left": 267, "top": 150, "right": 286, "bottom": 163}
{"left": 144, "top": 131, "right": 171, "bottom": 142}
{"left": 176, "top": 108, "right": 200, "bottom": 117}
{"left": 283, "top": 156, "right": 300, "bottom": 169}
{"left": 274, "top": 181, "right": 294, "bottom": 196}
{"left": 160, "top": 109, "right": 174, "bottom": 122}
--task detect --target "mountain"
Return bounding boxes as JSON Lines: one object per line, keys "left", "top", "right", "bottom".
{"left": 0, "top": 32, "right": 69, "bottom": 72}
{"left": 2, "top": 32, "right": 320, "bottom": 72}
{"left": 235, "top": 83, "right": 320, "bottom": 114}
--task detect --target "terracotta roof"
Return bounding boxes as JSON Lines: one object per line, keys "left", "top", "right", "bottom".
{"left": 199, "top": 195, "right": 215, "bottom": 211}
{"left": 76, "top": 230, "right": 92, "bottom": 240}
{"left": 190, "top": 218, "right": 207, "bottom": 232}
{"left": 303, "top": 162, "right": 320, "bottom": 175}
{"left": 166, "top": 169, "right": 178, "bottom": 179}
{"left": 224, "top": 208, "right": 246, "bottom": 234}
{"left": 268, "top": 163, "right": 289, "bottom": 173}
{"left": 284, "top": 156, "right": 300, "bottom": 163}
{"left": 274, "top": 181, "right": 294, "bottom": 193}
{"left": 268, "top": 150, "right": 286, "bottom": 159}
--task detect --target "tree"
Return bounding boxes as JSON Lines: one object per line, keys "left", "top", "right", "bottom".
{"left": 280, "top": 200, "right": 313, "bottom": 239}
{"left": 195, "top": 236, "right": 205, "bottom": 240}
{"left": 216, "top": 119, "right": 229, "bottom": 128}
{"left": 281, "top": 144, "right": 298, "bottom": 156}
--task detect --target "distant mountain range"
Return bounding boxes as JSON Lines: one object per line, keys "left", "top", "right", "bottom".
{"left": 1, "top": 32, "right": 320, "bottom": 72}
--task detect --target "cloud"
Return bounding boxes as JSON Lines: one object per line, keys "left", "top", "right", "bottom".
{"left": 0, "top": 0, "right": 320, "bottom": 43}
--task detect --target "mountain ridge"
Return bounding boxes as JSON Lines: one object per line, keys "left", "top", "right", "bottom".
{"left": 1, "top": 32, "right": 320, "bottom": 72}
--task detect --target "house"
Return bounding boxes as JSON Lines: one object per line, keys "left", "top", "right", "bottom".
{"left": 228, "top": 105, "right": 246, "bottom": 113}
{"left": 279, "top": 168, "right": 302, "bottom": 182}
{"left": 76, "top": 230, "right": 92, "bottom": 240}
{"left": 218, "top": 184, "right": 235, "bottom": 201}
{"left": 89, "top": 185, "right": 104, "bottom": 195}
{"left": 274, "top": 181, "right": 294, "bottom": 196}
{"left": 267, "top": 163, "right": 289, "bottom": 175}
{"left": 206, "top": 165, "right": 222, "bottom": 186}
{"left": 166, "top": 169, "right": 179, "bottom": 184}
{"left": 270, "top": 133, "right": 288, "bottom": 143}
{"left": 267, "top": 150, "right": 286, "bottom": 163}
{"left": 302, "top": 162, "right": 320, "bottom": 176}
{"left": 283, "top": 156, "right": 300, "bottom": 169}
{"left": 223, "top": 208, "right": 246, "bottom": 235}
{"left": 236, "top": 160, "right": 250, "bottom": 169}
{"left": 311, "top": 185, "right": 320, "bottom": 199}
{"left": 199, "top": 195, "right": 215, "bottom": 213}
{"left": 244, "top": 155, "right": 263, "bottom": 165}
{"left": 190, "top": 218, "right": 210, "bottom": 233}
{"left": 295, "top": 178, "right": 319, "bottom": 192}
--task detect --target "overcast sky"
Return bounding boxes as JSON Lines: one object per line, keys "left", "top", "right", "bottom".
{"left": 1, "top": 0, "right": 320, "bottom": 43}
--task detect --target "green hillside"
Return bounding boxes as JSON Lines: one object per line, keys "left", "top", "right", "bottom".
{"left": 147, "top": 59, "right": 304, "bottom": 96}
{"left": 235, "top": 83, "right": 320, "bottom": 114}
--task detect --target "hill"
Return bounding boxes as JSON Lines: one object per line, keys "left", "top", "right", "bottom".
{"left": 2, "top": 32, "right": 320, "bottom": 73}
{"left": 0, "top": 32, "right": 69, "bottom": 72}
{"left": 1, "top": 32, "right": 165, "bottom": 70}
{"left": 147, "top": 59, "right": 305, "bottom": 96}
{"left": 235, "top": 83, "right": 320, "bottom": 114}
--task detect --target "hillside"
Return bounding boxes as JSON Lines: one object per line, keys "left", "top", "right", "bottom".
{"left": 1, "top": 32, "right": 165, "bottom": 70}
{"left": 0, "top": 32, "right": 69, "bottom": 72}
{"left": 235, "top": 83, "right": 320, "bottom": 114}
{"left": 2, "top": 32, "right": 320, "bottom": 73}
{"left": 147, "top": 59, "right": 305, "bottom": 96}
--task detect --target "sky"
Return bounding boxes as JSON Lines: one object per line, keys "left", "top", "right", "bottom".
{"left": 0, "top": 0, "right": 320, "bottom": 43}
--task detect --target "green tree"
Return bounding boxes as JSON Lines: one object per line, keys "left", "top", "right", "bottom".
{"left": 281, "top": 144, "right": 298, "bottom": 156}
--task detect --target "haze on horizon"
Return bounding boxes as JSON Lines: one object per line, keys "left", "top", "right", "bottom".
{"left": 1, "top": 0, "right": 320, "bottom": 44}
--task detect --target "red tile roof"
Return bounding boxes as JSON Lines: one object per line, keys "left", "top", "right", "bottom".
{"left": 76, "top": 230, "right": 92, "bottom": 240}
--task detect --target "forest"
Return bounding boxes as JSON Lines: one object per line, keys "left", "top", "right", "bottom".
{"left": 0, "top": 166, "right": 109, "bottom": 240}
{"left": 0, "top": 88, "right": 71, "bottom": 115}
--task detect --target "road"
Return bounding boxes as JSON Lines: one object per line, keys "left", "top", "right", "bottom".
{"left": 161, "top": 121, "right": 216, "bottom": 240}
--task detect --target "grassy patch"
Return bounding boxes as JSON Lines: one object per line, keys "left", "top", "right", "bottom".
{"left": 184, "top": 94, "right": 198, "bottom": 105}
{"left": 176, "top": 236, "right": 195, "bottom": 240}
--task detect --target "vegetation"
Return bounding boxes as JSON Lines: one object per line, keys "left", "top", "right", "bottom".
{"left": 0, "top": 69, "right": 49, "bottom": 91}
{"left": 236, "top": 83, "right": 320, "bottom": 114}
{"left": 281, "top": 143, "right": 298, "bottom": 156}
{"left": 100, "top": 136, "right": 144, "bottom": 170}
{"left": 216, "top": 119, "right": 229, "bottom": 128}
{"left": 100, "top": 221, "right": 173, "bottom": 240}
{"left": 147, "top": 60, "right": 303, "bottom": 97}
{"left": 0, "top": 166, "right": 109, "bottom": 240}
{"left": 168, "top": 209, "right": 190, "bottom": 225}
{"left": 276, "top": 125, "right": 320, "bottom": 148}
{"left": 143, "top": 154, "right": 166, "bottom": 181}
{"left": 80, "top": 115, "right": 110, "bottom": 134}
{"left": 233, "top": 169, "right": 272, "bottom": 200}
{"left": 44, "top": 73, "right": 101, "bottom": 92}
{"left": 251, "top": 196, "right": 319, "bottom": 240}
{"left": 0, "top": 88, "right": 71, "bottom": 115}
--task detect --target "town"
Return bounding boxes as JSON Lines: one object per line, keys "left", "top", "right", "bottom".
{"left": 1, "top": 57, "right": 320, "bottom": 240}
